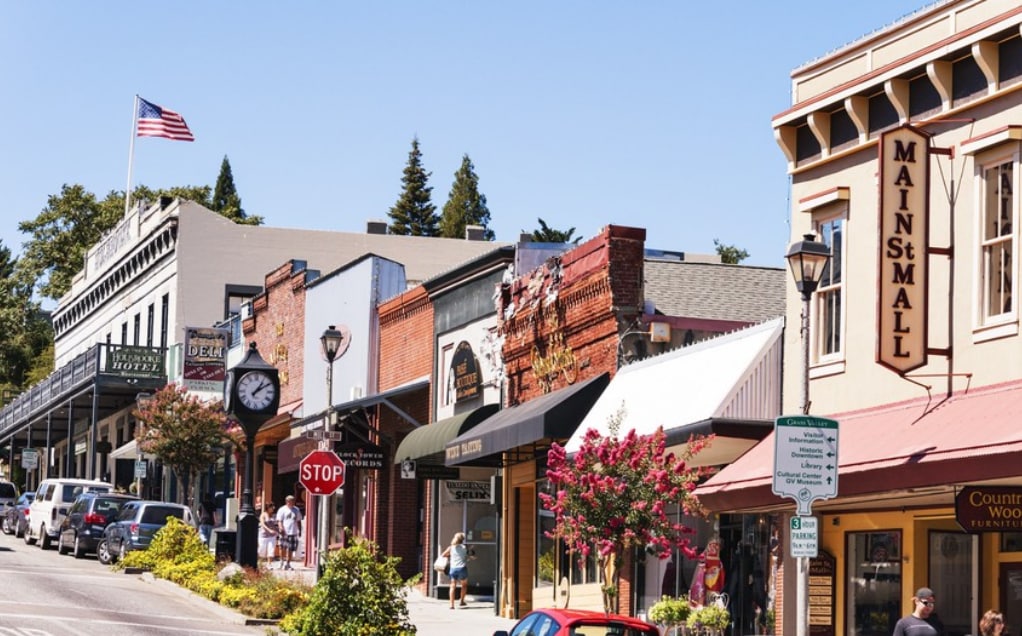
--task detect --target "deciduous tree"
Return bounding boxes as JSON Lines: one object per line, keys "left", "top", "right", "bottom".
{"left": 388, "top": 137, "right": 438, "bottom": 236}
{"left": 540, "top": 412, "right": 712, "bottom": 614}
{"left": 440, "top": 154, "right": 493, "bottom": 240}
{"left": 135, "top": 384, "right": 241, "bottom": 506}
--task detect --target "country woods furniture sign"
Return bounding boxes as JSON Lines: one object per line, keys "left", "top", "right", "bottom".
{"left": 956, "top": 486, "right": 1022, "bottom": 532}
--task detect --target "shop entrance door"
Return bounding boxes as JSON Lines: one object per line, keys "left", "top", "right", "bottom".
{"left": 999, "top": 563, "right": 1022, "bottom": 633}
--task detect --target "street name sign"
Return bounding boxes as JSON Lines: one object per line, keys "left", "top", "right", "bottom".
{"left": 773, "top": 415, "right": 839, "bottom": 515}
{"left": 790, "top": 515, "right": 819, "bottom": 559}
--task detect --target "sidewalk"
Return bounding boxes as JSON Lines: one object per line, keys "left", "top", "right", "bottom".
{"left": 270, "top": 562, "right": 518, "bottom": 635}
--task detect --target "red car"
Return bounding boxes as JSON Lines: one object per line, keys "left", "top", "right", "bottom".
{"left": 493, "top": 608, "right": 659, "bottom": 636}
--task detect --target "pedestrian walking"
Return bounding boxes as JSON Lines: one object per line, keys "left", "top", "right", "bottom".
{"left": 443, "top": 532, "right": 472, "bottom": 609}
{"left": 275, "top": 495, "right": 303, "bottom": 570}
{"left": 892, "top": 587, "right": 940, "bottom": 636}
{"left": 259, "top": 502, "right": 279, "bottom": 568}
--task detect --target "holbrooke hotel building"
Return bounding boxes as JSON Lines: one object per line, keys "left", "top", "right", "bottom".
{"left": 696, "top": 1, "right": 1022, "bottom": 635}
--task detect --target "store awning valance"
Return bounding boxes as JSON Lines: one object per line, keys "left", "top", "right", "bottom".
{"left": 564, "top": 318, "right": 783, "bottom": 467}
{"left": 695, "top": 380, "right": 1022, "bottom": 513}
{"left": 109, "top": 439, "right": 155, "bottom": 461}
{"left": 445, "top": 373, "right": 609, "bottom": 467}
{"left": 394, "top": 403, "right": 499, "bottom": 466}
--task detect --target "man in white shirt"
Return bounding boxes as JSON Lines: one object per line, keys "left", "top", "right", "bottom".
{"left": 275, "top": 494, "right": 303, "bottom": 570}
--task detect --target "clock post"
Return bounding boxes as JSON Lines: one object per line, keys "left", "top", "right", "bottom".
{"left": 224, "top": 343, "right": 280, "bottom": 568}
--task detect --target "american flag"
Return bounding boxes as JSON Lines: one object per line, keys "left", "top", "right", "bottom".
{"left": 136, "top": 97, "right": 195, "bottom": 141}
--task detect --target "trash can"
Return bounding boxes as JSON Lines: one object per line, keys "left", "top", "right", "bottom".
{"left": 213, "top": 528, "right": 237, "bottom": 560}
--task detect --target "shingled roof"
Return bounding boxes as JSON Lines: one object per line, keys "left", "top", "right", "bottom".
{"left": 644, "top": 258, "right": 786, "bottom": 323}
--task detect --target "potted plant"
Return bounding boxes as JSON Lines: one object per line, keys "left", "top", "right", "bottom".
{"left": 686, "top": 604, "right": 730, "bottom": 636}
{"left": 649, "top": 595, "right": 691, "bottom": 635}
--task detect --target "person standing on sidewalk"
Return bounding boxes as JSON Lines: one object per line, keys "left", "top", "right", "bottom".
{"left": 443, "top": 532, "right": 471, "bottom": 609}
{"left": 276, "top": 495, "right": 303, "bottom": 570}
{"left": 258, "top": 502, "right": 279, "bottom": 569}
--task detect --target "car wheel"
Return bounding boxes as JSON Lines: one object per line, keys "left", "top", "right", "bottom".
{"left": 73, "top": 536, "right": 85, "bottom": 559}
{"left": 14, "top": 520, "right": 25, "bottom": 539}
{"left": 1, "top": 516, "right": 10, "bottom": 535}
{"left": 119, "top": 541, "right": 128, "bottom": 561}
{"left": 57, "top": 532, "right": 69, "bottom": 555}
{"left": 39, "top": 525, "right": 52, "bottom": 550}
{"left": 23, "top": 524, "right": 35, "bottom": 545}
{"left": 97, "top": 539, "right": 114, "bottom": 565}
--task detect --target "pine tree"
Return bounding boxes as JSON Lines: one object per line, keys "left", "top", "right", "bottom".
{"left": 212, "top": 156, "right": 263, "bottom": 226}
{"left": 440, "top": 154, "right": 494, "bottom": 240}
{"left": 388, "top": 137, "right": 438, "bottom": 236}
{"left": 526, "top": 218, "right": 581, "bottom": 244}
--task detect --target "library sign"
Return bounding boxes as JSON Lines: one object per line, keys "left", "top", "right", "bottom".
{"left": 956, "top": 486, "right": 1022, "bottom": 533}
{"left": 877, "top": 125, "right": 929, "bottom": 374}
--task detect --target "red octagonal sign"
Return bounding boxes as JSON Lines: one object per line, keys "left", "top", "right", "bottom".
{"left": 299, "top": 449, "right": 346, "bottom": 495}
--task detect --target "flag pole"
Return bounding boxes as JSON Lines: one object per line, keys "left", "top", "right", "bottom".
{"left": 125, "top": 95, "right": 139, "bottom": 216}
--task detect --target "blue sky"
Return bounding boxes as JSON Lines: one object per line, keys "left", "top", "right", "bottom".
{"left": 0, "top": 1, "right": 932, "bottom": 269}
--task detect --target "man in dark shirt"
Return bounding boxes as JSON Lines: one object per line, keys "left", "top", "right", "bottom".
{"left": 892, "top": 587, "right": 940, "bottom": 636}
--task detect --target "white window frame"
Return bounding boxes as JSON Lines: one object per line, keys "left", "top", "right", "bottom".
{"left": 811, "top": 211, "right": 847, "bottom": 378}
{"left": 973, "top": 152, "right": 1019, "bottom": 342}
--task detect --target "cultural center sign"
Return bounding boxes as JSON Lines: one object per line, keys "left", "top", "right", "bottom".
{"left": 877, "top": 125, "right": 929, "bottom": 374}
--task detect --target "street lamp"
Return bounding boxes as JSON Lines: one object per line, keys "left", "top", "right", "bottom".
{"left": 317, "top": 325, "right": 345, "bottom": 578}
{"left": 785, "top": 233, "right": 831, "bottom": 636}
{"left": 134, "top": 392, "right": 154, "bottom": 497}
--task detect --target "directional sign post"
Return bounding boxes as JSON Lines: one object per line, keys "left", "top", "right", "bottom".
{"left": 772, "top": 415, "right": 839, "bottom": 515}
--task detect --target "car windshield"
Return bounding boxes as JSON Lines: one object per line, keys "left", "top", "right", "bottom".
{"left": 0, "top": 483, "right": 16, "bottom": 498}
{"left": 140, "top": 506, "right": 185, "bottom": 524}
{"left": 95, "top": 499, "right": 128, "bottom": 516}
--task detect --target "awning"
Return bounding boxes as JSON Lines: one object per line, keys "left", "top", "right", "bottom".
{"left": 696, "top": 380, "right": 1022, "bottom": 513}
{"left": 278, "top": 434, "right": 321, "bottom": 474}
{"left": 394, "top": 403, "right": 499, "bottom": 466}
{"left": 292, "top": 377, "right": 429, "bottom": 430}
{"left": 109, "top": 440, "right": 155, "bottom": 461}
{"left": 445, "top": 373, "right": 610, "bottom": 467}
{"left": 564, "top": 318, "right": 783, "bottom": 467}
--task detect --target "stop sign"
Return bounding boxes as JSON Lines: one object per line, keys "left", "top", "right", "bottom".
{"left": 299, "top": 449, "right": 346, "bottom": 494}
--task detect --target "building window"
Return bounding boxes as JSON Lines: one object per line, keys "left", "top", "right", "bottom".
{"left": 146, "top": 304, "right": 154, "bottom": 347}
{"left": 160, "top": 294, "right": 169, "bottom": 349}
{"left": 133, "top": 313, "right": 141, "bottom": 346}
{"left": 980, "top": 159, "right": 1016, "bottom": 325}
{"left": 814, "top": 216, "right": 844, "bottom": 361}
{"left": 846, "top": 530, "right": 902, "bottom": 636}
{"left": 121, "top": 322, "right": 128, "bottom": 345}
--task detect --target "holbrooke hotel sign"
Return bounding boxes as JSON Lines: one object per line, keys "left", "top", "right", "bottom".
{"left": 877, "top": 125, "right": 929, "bottom": 374}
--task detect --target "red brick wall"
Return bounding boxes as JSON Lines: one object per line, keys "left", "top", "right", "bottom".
{"left": 378, "top": 286, "right": 435, "bottom": 579}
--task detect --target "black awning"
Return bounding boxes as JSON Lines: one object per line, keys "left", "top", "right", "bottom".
{"left": 394, "top": 403, "right": 499, "bottom": 466}
{"left": 444, "top": 372, "right": 609, "bottom": 467}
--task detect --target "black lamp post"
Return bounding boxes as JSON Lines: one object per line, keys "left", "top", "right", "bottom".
{"left": 784, "top": 232, "right": 831, "bottom": 636}
{"left": 224, "top": 343, "right": 280, "bottom": 568}
{"left": 316, "top": 325, "right": 346, "bottom": 579}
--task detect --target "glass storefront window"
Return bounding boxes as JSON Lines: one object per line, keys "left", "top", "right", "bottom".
{"left": 439, "top": 479, "right": 497, "bottom": 591}
{"left": 536, "top": 479, "right": 597, "bottom": 587}
{"left": 846, "top": 530, "right": 902, "bottom": 636}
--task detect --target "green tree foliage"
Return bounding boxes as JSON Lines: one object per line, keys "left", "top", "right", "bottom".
{"left": 540, "top": 412, "right": 711, "bottom": 614}
{"left": 713, "top": 238, "right": 749, "bottom": 265}
{"left": 440, "top": 154, "right": 494, "bottom": 240}
{"left": 526, "top": 218, "right": 581, "bottom": 244}
{"left": 212, "top": 156, "right": 262, "bottom": 225}
{"left": 15, "top": 184, "right": 123, "bottom": 301}
{"left": 0, "top": 241, "right": 51, "bottom": 395}
{"left": 280, "top": 534, "right": 417, "bottom": 635}
{"left": 135, "top": 384, "right": 241, "bottom": 506}
{"left": 388, "top": 137, "right": 438, "bottom": 236}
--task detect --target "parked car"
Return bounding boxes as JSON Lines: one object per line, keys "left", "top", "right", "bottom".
{"left": 26, "top": 478, "right": 113, "bottom": 549}
{"left": 493, "top": 608, "right": 660, "bottom": 636}
{"left": 0, "top": 480, "right": 18, "bottom": 515}
{"left": 57, "top": 492, "right": 138, "bottom": 558}
{"left": 99, "top": 500, "right": 195, "bottom": 564}
{"left": 1, "top": 492, "right": 34, "bottom": 537}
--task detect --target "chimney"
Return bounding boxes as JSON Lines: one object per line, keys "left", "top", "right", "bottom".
{"left": 366, "top": 220, "right": 388, "bottom": 235}
{"left": 465, "top": 225, "right": 485, "bottom": 241}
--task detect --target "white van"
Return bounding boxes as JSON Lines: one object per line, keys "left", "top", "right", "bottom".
{"left": 27, "top": 478, "right": 113, "bottom": 549}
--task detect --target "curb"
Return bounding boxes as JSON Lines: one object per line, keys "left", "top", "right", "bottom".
{"left": 135, "top": 570, "right": 280, "bottom": 627}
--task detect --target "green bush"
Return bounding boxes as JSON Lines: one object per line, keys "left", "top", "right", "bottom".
{"left": 686, "top": 604, "right": 730, "bottom": 634}
{"left": 279, "top": 534, "right": 419, "bottom": 635}
{"left": 649, "top": 595, "right": 690, "bottom": 628}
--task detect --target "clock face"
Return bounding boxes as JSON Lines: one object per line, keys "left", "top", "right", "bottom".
{"left": 236, "top": 371, "right": 277, "bottom": 411}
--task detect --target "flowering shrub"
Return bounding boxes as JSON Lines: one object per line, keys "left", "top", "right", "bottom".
{"left": 649, "top": 595, "right": 691, "bottom": 634}
{"left": 686, "top": 604, "right": 730, "bottom": 635}
{"left": 540, "top": 411, "right": 713, "bottom": 613}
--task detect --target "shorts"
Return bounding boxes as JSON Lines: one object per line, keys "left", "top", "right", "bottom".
{"left": 259, "top": 536, "right": 277, "bottom": 559}
{"left": 281, "top": 534, "right": 299, "bottom": 552}
{"left": 448, "top": 566, "right": 468, "bottom": 581}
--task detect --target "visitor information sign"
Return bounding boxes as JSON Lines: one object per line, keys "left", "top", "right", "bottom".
{"left": 773, "top": 415, "right": 839, "bottom": 515}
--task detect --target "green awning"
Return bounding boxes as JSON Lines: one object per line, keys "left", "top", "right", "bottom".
{"left": 394, "top": 403, "right": 499, "bottom": 466}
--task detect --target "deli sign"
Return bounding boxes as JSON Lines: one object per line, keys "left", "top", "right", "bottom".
{"left": 878, "top": 125, "right": 929, "bottom": 374}
{"left": 955, "top": 486, "right": 1022, "bottom": 533}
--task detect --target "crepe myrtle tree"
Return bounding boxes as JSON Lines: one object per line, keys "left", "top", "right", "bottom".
{"left": 134, "top": 383, "right": 243, "bottom": 506}
{"left": 540, "top": 412, "right": 714, "bottom": 614}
